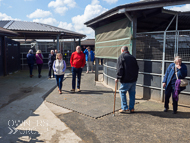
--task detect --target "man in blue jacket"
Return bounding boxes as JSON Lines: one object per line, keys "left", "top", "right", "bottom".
{"left": 84, "top": 47, "right": 95, "bottom": 73}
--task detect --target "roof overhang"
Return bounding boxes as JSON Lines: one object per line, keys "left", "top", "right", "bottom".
{"left": 7, "top": 30, "right": 86, "bottom": 39}
{"left": 85, "top": 0, "right": 190, "bottom": 29}
{"left": 0, "top": 27, "right": 18, "bottom": 37}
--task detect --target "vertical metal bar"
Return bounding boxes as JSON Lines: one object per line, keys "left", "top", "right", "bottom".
{"left": 176, "top": 14, "right": 179, "bottom": 56}
{"left": 132, "top": 16, "right": 137, "bottom": 58}
{"left": 161, "top": 31, "right": 166, "bottom": 102}
{"left": 95, "top": 58, "right": 99, "bottom": 81}
{"left": 56, "top": 35, "right": 59, "bottom": 51}
{"left": 174, "top": 14, "right": 178, "bottom": 57}
{"left": 22, "top": 53, "right": 23, "bottom": 70}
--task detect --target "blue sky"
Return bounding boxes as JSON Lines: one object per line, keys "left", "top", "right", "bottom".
{"left": 0, "top": 0, "right": 189, "bottom": 38}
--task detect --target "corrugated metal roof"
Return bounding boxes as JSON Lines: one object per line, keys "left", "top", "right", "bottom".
{"left": 0, "top": 20, "right": 10, "bottom": 28}
{"left": 0, "top": 20, "right": 84, "bottom": 36}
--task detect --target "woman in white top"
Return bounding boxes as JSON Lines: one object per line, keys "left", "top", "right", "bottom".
{"left": 53, "top": 53, "right": 66, "bottom": 94}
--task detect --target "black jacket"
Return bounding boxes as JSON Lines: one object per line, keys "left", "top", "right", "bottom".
{"left": 117, "top": 52, "right": 139, "bottom": 83}
{"left": 48, "top": 54, "right": 55, "bottom": 66}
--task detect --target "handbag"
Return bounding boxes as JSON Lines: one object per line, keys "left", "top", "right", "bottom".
{"left": 175, "top": 66, "right": 188, "bottom": 87}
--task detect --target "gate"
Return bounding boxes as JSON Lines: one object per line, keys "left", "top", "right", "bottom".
{"left": 5, "top": 38, "right": 20, "bottom": 74}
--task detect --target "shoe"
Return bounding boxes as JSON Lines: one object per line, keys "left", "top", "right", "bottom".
{"left": 164, "top": 108, "right": 169, "bottom": 112}
{"left": 91, "top": 70, "right": 93, "bottom": 72}
{"left": 77, "top": 89, "right": 81, "bottom": 92}
{"left": 173, "top": 111, "right": 177, "bottom": 114}
{"left": 30, "top": 75, "right": 33, "bottom": 78}
{"left": 38, "top": 75, "right": 41, "bottom": 78}
{"left": 48, "top": 77, "right": 51, "bottom": 79}
{"left": 130, "top": 109, "right": 135, "bottom": 113}
{"left": 59, "top": 90, "right": 62, "bottom": 94}
{"left": 70, "top": 89, "right": 75, "bottom": 92}
{"left": 119, "top": 109, "right": 129, "bottom": 113}
{"left": 57, "top": 87, "right": 60, "bottom": 91}
{"left": 86, "top": 71, "right": 89, "bottom": 74}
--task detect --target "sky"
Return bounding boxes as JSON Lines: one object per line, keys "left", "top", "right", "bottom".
{"left": 0, "top": 0, "right": 189, "bottom": 39}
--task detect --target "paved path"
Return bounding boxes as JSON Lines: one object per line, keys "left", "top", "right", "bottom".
{"left": 0, "top": 69, "right": 83, "bottom": 143}
{"left": 47, "top": 72, "right": 190, "bottom": 143}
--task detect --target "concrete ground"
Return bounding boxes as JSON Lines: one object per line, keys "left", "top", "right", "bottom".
{"left": 46, "top": 71, "right": 190, "bottom": 143}
{"left": 0, "top": 69, "right": 83, "bottom": 143}
{"left": 1, "top": 68, "right": 190, "bottom": 143}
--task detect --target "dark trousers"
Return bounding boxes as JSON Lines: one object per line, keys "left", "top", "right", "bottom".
{"left": 72, "top": 67, "right": 82, "bottom": 89}
{"left": 48, "top": 65, "right": 54, "bottom": 78}
{"left": 55, "top": 74, "right": 64, "bottom": 90}
{"left": 164, "top": 84, "right": 178, "bottom": 112}
{"left": 37, "top": 64, "right": 43, "bottom": 75}
{"left": 28, "top": 64, "right": 34, "bottom": 75}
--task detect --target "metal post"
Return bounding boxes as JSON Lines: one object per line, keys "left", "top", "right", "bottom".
{"left": 56, "top": 35, "right": 60, "bottom": 51}
{"left": 95, "top": 58, "right": 99, "bottom": 81}
{"left": 22, "top": 53, "right": 24, "bottom": 70}
{"left": 161, "top": 31, "right": 166, "bottom": 102}
{"left": 132, "top": 16, "right": 137, "bottom": 58}
{"left": 78, "top": 38, "right": 81, "bottom": 46}
{"left": 174, "top": 14, "right": 178, "bottom": 57}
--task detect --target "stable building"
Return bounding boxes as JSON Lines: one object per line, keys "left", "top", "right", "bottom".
{"left": 0, "top": 20, "right": 86, "bottom": 70}
{"left": 85, "top": 0, "right": 190, "bottom": 105}
{"left": 0, "top": 27, "right": 19, "bottom": 76}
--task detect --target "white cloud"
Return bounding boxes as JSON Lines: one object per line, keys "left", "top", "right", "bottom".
{"left": 54, "top": 6, "right": 68, "bottom": 15}
{"left": 48, "top": 0, "right": 76, "bottom": 15}
{"left": 57, "top": 0, "right": 108, "bottom": 38}
{"left": 70, "top": 0, "right": 107, "bottom": 38}
{"left": 48, "top": 0, "right": 76, "bottom": 8}
{"left": 27, "top": 9, "right": 52, "bottom": 19}
{"left": 103, "top": 0, "right": 118, "bottom": 4}
{"left": 0, "top": 12, "right": 20, "bottom": 20}
{"left": 33, "top": 18, "right": 58, "bottom": 25}
{"left": 169, "top": 4, "right": 190, "bottom": 12}
{"left": 58, "top": 22, "right": 73, "bottom": 30}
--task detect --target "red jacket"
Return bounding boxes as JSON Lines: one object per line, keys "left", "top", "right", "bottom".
{"left": 70, "top": 51, "right": 85, "bottom": 68}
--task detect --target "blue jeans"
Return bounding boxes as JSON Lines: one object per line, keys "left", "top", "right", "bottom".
{"left": 119, "top": 82, "right": 136, "bottom": 110}
{"left": 55, "top": 75, "right": 64, "bottom": 91}
{"left": 72, "top": 67, "right": 82, "bottom": 89}
{"left": 28, "top": 64, "right": 34, "bottom": 75}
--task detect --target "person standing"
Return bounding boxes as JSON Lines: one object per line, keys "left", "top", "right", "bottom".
{"left": 163, "top": 56, "right": 187, "bottom": 114}
{"left": 48, "top": 50, "right": 55, "bottom": 78}
{"left": 70, "top": 46, "right": 85, "bottom": 92}
{"left": 53, "top": 53, "right": 66, "bottom": 94}
{"left": 36, "top": 50, "right": 43, "bottom": 78}
{"left": 115, "top": 46, "right": 139, "bottom": 113}
{"left": 84, "top": 47, "right": 95, "bottom": 73}
{"left": 26, "top": 49, "right": 35, "bottom": 78}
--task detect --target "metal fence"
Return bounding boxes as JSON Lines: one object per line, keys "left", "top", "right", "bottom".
{"left": 136, "top": 30, "right": 190, "bottom": 102}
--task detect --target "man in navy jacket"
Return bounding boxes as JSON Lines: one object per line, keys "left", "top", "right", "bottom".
{"left": 115, "top": 46, "right": 139, "bottom": 113}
